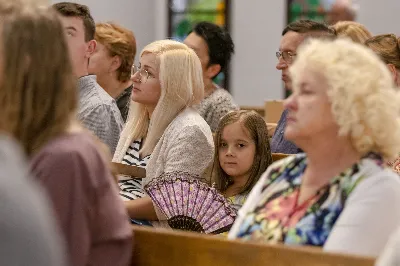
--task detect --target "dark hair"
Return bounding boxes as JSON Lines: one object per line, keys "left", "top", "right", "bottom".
{"left": 52, "top": 2, "right": 95, "bottom": 42}
{"left": 282, "top": 19, "right": 336, "bottom": 38}
{"left": 212, "top": 110, "right": 273, "bottom": 195}
{"left": 192, "top": 21, "right": 234, "bottom": 74}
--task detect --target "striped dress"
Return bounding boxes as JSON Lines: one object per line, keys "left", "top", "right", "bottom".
{"left": 119, "top": 139, "right": 150, "bottom": 201}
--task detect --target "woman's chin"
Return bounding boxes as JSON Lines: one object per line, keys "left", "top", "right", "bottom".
{"left": 283, "top": 129, "right": 298, "bottom": 143}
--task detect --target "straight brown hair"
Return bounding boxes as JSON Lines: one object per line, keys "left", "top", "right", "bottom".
{"left": 0, "top": 3, "right": 76, "bottom": 155}
{"left": 212, "top": 110, "right": 273, "bottom": 194}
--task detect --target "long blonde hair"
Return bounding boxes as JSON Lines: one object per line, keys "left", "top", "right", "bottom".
{"left": 0, "top": 3, "right": 76, "bottom": 156}
{"left": 114, "top": 40, "right": 204, "bottom": 161}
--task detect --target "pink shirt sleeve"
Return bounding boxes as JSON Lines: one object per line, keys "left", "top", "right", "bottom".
{"left": 31, "top": 134, "right": 132, "bottom": 266}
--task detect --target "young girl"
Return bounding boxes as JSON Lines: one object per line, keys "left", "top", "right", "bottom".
{"left": 212, "top": 110, "right": 273, "bottom": 210}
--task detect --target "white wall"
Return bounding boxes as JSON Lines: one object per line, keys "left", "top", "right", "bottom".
{"left": 51, "top": 0, "right": 160, "bottom": 58}
{"left": 357, "top": 0, "right": 400, "bottom": 36}
{"left": 51, "top": 0, "right": 400, "bottom": 106}
{"left": 230, "top": 1, "right": 286, "bottom": 106}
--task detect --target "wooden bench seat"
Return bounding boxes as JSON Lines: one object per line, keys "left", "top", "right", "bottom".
{"left": 131, "top": 226, "right": 375, "bottom": 266}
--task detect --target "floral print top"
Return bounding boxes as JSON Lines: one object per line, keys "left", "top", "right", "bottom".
{"left": 227, "top": 193, "right": 249, "bottom": 212}
{"left": 387, "top": 155, "right": 400, "bottom": 174}
{"left": 228, "top": 153, "right": 384, "bottom": 246}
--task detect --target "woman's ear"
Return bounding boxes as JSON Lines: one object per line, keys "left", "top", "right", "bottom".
{"left": 387, "top": 64, "right": 398, "bottom": 79}
{"left": 387, "top": 64, "right": 400, "bottom": 87}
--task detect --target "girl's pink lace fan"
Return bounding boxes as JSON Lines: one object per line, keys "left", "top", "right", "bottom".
{"left": 144, "top": 172, "right": 237, "bottom": 234}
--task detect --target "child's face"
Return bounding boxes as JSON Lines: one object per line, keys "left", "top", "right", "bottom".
{"left": 219, "top": 121, "right": 256, "bottom": 182}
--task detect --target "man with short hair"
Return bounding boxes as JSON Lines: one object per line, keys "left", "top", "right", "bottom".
{"left": 53, "top": 2, "right": 123, "bottom": 153}
{"left": 271, "top": 19, "right": 336, "bottom": 154}
{"left": 184, "top": 21, "right": 238, "bottom": 132}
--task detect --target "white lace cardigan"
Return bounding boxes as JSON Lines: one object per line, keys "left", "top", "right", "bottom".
{"left": 114, "top": 107, "right": 214, "bottom": 221}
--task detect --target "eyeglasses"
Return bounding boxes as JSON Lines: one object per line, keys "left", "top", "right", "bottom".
{"left": 131, "top": 64, "right": 152, "bottom": 83}
{"left": 276, "top": 51, "right": 297, "bottom": 64}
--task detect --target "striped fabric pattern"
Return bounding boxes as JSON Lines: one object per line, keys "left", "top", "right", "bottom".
{"left": 119, "top": 139, "right": 150, "bottom": 201}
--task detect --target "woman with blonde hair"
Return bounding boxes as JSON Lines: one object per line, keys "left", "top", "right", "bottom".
{"left": 228, "top": 38, "right": 400, "bottom": 257}
{"left": 0, "top": 3, "right": 132, "bottom": 266}
{"left": 113, "top": 40, "right": 214, "bottom": 222}
{"left": 331, "top": 21, "right": 372, "bottom": 43}
{"left": 89, "top": 22, "right": 136, "bottom": 122}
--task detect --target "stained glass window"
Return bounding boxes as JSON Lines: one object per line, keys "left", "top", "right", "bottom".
{"left": 287, "top": 0, "right": 327, "bottom": 23}
{"left": 168, "top": 0, "right": 231, "bottom": 89}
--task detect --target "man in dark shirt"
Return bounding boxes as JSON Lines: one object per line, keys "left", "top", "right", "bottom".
{"left": 271, "top": 20, "right": 336, "bottom": 154}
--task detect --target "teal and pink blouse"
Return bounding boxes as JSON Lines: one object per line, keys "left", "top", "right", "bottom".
{"left": 228, "top": 153, "right": 386, "bottom": 246}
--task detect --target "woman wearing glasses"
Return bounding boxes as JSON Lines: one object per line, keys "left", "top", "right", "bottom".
{"left": 113, "top": 40, "right": 214, "bottom": 223}
{"left": 229, "top": 38, "right": 400, "bottom": 256}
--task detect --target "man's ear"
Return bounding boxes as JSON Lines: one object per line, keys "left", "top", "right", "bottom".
{"left": 110, "top": 55, "right": 122, "bottom": 72}
{"left": 86, "top": 39, "right": 97, "bottom": 58}
{"left": 205, "top": 63, "right": 221, "bottom": 79}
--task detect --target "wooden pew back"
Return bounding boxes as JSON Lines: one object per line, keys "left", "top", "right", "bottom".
{"left": 131, "top": 226, "right": 375, "bottom": 266}
{"left": 240, "top": 105, "right": 265, "bottom": 118}
{"left": 112, "top": 162, "right": 146, "bottom": 179}
{"left": 265, "top": 100, "right": 284, "bottom": 123}
{"left": 272, "top": 153, "right": 290, "bottom": 162}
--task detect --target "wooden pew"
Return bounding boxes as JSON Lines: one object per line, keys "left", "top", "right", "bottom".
{"left": 240, "top": 105, "right": 265, "bottom": 118}
{"left": 265, "top": 100, "right": 284, "bottom": 123}
{"left": 272, "top": 153, "right": 290, "bottom": 162}
{"left": 131, "top": 226, "right": 375, "bottom": 266}
{"left": 112, "top": 162, "right": 146, "bottom": 179}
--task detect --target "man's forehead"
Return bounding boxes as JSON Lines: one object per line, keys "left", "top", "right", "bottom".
{"left": 59, "top": 16, "right": 84, "bottom": 30}
{"left": 279, "top": 31, "right": 305, "bottom": 52}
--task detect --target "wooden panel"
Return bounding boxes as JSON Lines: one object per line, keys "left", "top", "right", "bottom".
{"left": 131, "top": 226, "right": 375, "bottom": 266}
{"left": 112, "top": 162, "right": 146, "bottom": 179}
{"left": 265, "top": 100, "right": 284, "bottom": 123}
{"left": 272, "top": 153, "right": 290, "bottom": 162}
{"left": 240, "top": 106, "right": 265, "bottom": 118}
{"left": 266, "top": 122, "right": 277, "bottom": 137}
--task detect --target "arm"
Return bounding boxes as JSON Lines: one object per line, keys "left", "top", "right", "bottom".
{"left": 145, "top": 124, "right": 214, "bottom": 221}
{"left": 376, "top": 226, "right": 400, "bottom": 266}
{"left": 32, "top": 142, "right": 132, "bottom": 266}
{"left": 324, "top": 172, "right": 400, "bottom": 257}
{"left": 164, "top": 125, "right": 214, "bottom": 176}
{"left": 31, "top": 150, "right": 92, "bottom": 266}
{"left": 0, "top": 137, "right": 66, "bottom": 266}
{"left": 80, "top": 105, "right": 123, "bottom": 154}
{"left": 91, "top": 152, "right": 132, "bottom": 266}
{"left": 125, "top": 196, "right": 158, "bottom": 220}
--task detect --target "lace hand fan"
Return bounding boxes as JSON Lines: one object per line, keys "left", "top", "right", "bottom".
{"left": 144, "top": 172, "right": 237, "bottom": 234}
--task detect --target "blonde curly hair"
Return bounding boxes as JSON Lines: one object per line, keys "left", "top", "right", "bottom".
{"left": 290, "top": 38, "right": 400, "bottom": 160}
